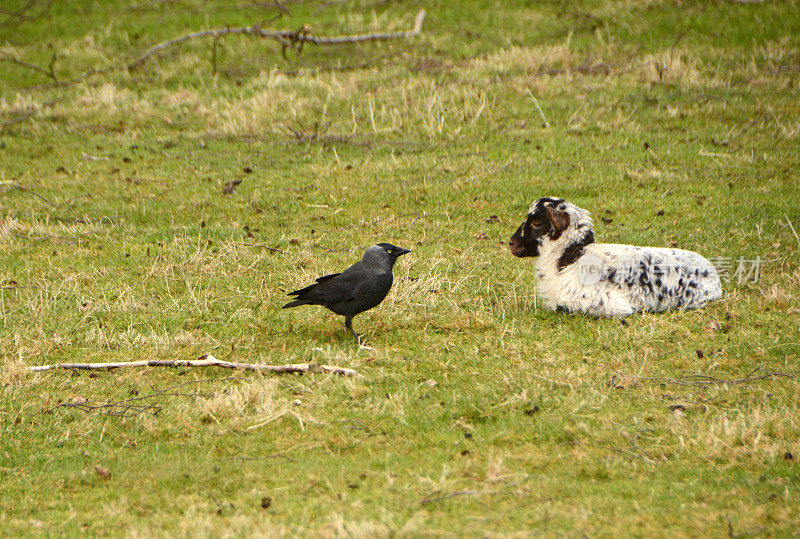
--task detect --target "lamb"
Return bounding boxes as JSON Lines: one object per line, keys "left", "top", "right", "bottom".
{"left": 508, "top": 197, "right": 722, "bottom": 317}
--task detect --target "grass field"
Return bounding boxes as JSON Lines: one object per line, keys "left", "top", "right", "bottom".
{"left": 2, "top": 0, "right": 799, "bottom": 535}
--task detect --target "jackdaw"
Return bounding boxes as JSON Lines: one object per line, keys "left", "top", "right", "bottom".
{"left": 282, "top": 243, "right": 411, "bottom": 338}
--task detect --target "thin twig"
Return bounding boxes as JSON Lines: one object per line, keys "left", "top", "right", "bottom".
{"left": 229, "top": 452, "right": 296, "bottom": 462}
{"left": 211, "top": 31, "right": 221, "bottom": 74}
{"left": 0, "top": 54, "right": 57, "bottom": 81}
{"left": 8, "top": 184, "right": 56, "bottom": 206}
{"left": 714, "top": 118, "right": 759, "bottom": 146}
{"left": 525, "top": 87, "right": 550, "bottom": 128}
{"left": 236, "top": 242, "right": 288, "bottom": 253}
{"left": 51, "top": 379, "right": 237, "bottom": 413}
{"left": 597, "top": 362, "right": 796, "bottom": 388}
{"left": 36, "top": 378, "right": 243, "bottom": 418}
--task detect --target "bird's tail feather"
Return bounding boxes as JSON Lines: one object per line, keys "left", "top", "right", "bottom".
{"left": 282, "top": 299, "right": 310, "bottom": 309}
{"left": 287, "top": 283, "right": 317, "bottom": 296}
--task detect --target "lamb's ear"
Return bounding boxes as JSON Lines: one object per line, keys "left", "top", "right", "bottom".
{"left": 545, "top": 205, "right": 570, "bottom": 234}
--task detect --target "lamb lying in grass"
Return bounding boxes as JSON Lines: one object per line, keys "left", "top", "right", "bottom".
{"left": 508, "top": 197, "right": 722, "bottom": 317}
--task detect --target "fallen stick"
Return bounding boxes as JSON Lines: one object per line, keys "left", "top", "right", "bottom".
{"left": 11, "top": 9, "right": 426, "bottom": 88}
{"left": 27, "top": 354, "right": 361, "bottom": 377}
{"left": 129, "top": 8, "right": 426, "bottom": 69}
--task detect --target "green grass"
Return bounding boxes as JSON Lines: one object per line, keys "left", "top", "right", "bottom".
{"left": 2, "top": 0, "right": 799, "bottom": 535}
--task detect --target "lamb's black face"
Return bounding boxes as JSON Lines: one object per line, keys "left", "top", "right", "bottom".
{"left": 508, "top": 197, "right": 566, "bottom": 258}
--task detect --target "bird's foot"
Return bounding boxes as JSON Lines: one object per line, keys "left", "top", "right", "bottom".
{"left": 350, "top": 331, "right": 373, "bottom": 349}
{"left": 344, "top": 323, "right": 361, "bottom": 341}
{"left": 351, "top": 331, "right": 365, "bottom": 346}
{"left": 344, "top": 319, "right": 370, "bottom": 346}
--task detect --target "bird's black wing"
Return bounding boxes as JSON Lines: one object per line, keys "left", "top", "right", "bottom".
{"left": 294, "top": 270, "right": 365, "bottom": 304}
{"left": 287, "top": 273, "right": 341, "bottom": 296}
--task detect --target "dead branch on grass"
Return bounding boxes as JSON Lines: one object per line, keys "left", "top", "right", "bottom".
{"left": 27, "top": 354, "right": 361, "bottom": 376}
{"left": 129, "top": 8, "right": 425, "bottom": 69}
{"left": 3, "top": 9, "right": 425, "bottom": 87}
{"left": 2, "top": 182, "right": 57, "bottom": 206}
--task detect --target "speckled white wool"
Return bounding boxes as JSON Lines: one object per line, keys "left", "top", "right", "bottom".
{"left": 524, "top": 199, "right": 722, "bottom": 317}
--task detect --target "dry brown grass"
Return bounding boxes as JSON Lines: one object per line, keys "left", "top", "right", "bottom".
{"left": 1, "top": 358, "right": 29, "bottom": 387}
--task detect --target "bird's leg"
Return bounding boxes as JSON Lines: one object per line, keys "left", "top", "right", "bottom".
{"left": 344, "top": 317, "right": 361, "bottom": 341}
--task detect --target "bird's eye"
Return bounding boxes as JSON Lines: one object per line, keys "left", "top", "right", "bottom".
{"left": 387, "top": 249, "right": 393, "bottom": 254}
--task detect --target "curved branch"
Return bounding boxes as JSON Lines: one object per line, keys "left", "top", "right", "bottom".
{"left": 8, "top": 9, "right": 426, "bottom": 88}
{"left": 128, "top": 8, "right": 426, "bottom": 70}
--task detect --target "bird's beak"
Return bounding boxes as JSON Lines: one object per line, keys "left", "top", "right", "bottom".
{"left": 396, "top": 247, "right": 411, "bottom": 256}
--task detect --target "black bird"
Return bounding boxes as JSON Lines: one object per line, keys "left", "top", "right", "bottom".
{"left": 282, "top": 243, "right": 411, "bottom": 339}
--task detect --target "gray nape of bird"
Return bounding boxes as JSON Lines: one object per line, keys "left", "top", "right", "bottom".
{"left": 282, "top": 243, "right": 411, "bottom": 338}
